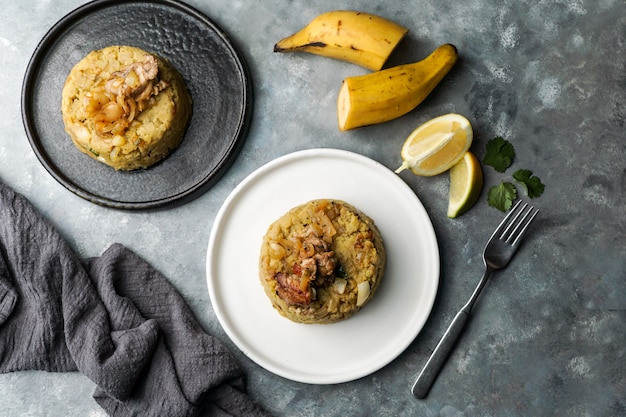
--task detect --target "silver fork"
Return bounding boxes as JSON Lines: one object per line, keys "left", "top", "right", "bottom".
{"left": 411, "top": 200, "right": 539, "bottom": 399}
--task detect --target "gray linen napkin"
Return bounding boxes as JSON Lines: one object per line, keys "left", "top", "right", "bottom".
{"left": 0, "top": 181, "right": 270, "bottom": 417}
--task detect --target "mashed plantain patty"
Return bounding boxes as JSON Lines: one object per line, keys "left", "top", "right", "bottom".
{"left": 61, "top": 45, "right": 192, "bottom": 170}
{"left": 259, "top": 199, "right": 386, "bottom": 324}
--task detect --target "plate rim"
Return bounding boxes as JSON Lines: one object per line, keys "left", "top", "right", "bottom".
{"left": 206, "top": 148, "right": 440, "bottom": 384}
{"left": 20, "top": 0, "right": 253, "bottom": 210}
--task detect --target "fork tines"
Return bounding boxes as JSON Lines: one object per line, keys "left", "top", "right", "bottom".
{"left": 498, "top": 200, "right": 539, "bottom": 246}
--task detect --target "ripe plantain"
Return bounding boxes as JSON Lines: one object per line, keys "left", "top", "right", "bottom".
{"left": 337, "top": 43, "right": 458, "bottom": 131}
{"left": 273, "top": 10, "right": 408, "bottom": 71}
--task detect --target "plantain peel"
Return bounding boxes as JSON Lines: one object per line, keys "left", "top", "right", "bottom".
{"left": 273, "top": 10, "right": 408, "bottom": 71}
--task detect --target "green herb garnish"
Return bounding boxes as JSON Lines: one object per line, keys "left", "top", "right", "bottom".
{"left": 483, "top": 136, "right": 545, "bottom": 211}
{"left": 513, "top": 169, "right": 545, "bottom": 198}
{"left": 334, "top": 263, "right": 348, "bottom": 278}
{"left": 487, "top": 181, "right": 517, "bottom": 212}
{"left": 483, "top": 136, "right": 515, "bottom": 173}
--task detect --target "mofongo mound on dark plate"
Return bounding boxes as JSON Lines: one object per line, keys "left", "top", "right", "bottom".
{"left": 61, "top": 45, "right": 192, "bottom": 171}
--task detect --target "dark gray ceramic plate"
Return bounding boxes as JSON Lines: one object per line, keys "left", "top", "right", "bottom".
{"left": 21, "top": 0, "right": 252, "bottom": 209}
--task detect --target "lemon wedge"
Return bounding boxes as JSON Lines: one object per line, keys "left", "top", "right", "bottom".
{"left": 447, "top": 151, "right": 483, "bottom": 218}
{"left": 395, "top": 113, "right": 473, "bottom": 176}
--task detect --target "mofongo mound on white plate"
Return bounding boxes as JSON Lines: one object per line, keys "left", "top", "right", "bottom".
{"left": 259, "top": 199, "right": 386, "bottom": 324}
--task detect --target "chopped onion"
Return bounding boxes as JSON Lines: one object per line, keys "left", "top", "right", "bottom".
{"left": 356, "top": 281, "right": 370, "bottom": 306}
{"left": 333, "top": 278, "right": 348, "bottom": 294}
{"left": 268, "top": 242, "right": 285, "bottom": 259}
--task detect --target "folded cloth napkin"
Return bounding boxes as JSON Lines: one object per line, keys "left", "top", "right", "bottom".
{"left": 0, "top": 181, "right": 270, "bottom": 417}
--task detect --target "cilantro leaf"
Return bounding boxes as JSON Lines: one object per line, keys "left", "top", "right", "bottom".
{"left": 483, "top": 137, "right": 515, "bottom": 173}
{"left": 513, "top": 169, "right": 545, "bottom": 198}
{"left": 487, "top": 182, "right": 517, "bottom": 212}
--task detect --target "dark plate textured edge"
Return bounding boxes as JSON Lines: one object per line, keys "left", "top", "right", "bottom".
{"left": 20, "top": 0, "right": 253, "bottom": 210}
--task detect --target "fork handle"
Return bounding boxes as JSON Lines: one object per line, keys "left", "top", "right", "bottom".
{"left": 411, "top": 306, "right": 471, "bottom": 399}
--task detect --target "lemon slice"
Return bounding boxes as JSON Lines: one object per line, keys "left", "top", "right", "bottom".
{"left": 447, "top": 151, "right": 483, "bottom": 218}
{"left": 395, "top": 113, "right": 473, "bottom": 176}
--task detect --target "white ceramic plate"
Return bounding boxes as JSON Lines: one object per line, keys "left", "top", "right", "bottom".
{"left": 206, "top": 148, "right": 439, "bottom": 384}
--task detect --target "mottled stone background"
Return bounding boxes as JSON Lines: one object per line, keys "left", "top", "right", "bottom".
{"left": 0, "top": 0, "right": 624, "bottom": 416}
